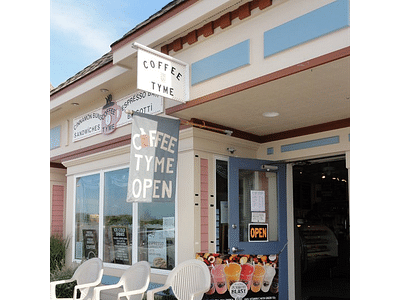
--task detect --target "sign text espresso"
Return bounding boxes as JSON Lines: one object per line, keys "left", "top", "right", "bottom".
{"left": 72, "top": 91, "right": 162, "bottom": 142}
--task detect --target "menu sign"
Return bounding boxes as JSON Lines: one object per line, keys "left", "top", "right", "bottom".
{"left": 148, "top": 231, "right": 167, "bottom": 268}
{"left": 196, "top": 253, "right": 279, "bottom": 300}
{"left": 82, "top": 229, "right": 98, "bottom": 259}
{"left": 111, "top": 226, "right": 131, "bottom": 265}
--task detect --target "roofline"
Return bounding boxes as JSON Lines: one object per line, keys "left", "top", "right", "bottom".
{"left": 51, "top": 0, "right": 196, "bottom": 98}
{"left": 111, "top": 0, "right": 197, "bottom": 51}
{"left": 50, "top": 53, "right": 113, "bottom": 99}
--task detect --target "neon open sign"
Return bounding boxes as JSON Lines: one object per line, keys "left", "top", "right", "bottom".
{"left": 248, "top": 223, "right": 269, "bottom": 242}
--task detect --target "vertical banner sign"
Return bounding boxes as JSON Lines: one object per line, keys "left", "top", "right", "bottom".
{"left": 127, "top": 112, "right": 180, "bottom": 203}
{"left": 135, "top": 42, "right": 189, "bottom": 103}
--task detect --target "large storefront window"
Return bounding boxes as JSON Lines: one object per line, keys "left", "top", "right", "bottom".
{"left": 74, "top": 167, "right": 175, "bottom": 270}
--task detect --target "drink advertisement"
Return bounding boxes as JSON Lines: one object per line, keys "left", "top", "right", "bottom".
{"left": 196, "top": 253, "right": 279, "bottom": 300}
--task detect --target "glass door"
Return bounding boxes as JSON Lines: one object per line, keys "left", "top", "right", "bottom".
{"left": 228, "top": 157, "right": 288, "bottom": 298}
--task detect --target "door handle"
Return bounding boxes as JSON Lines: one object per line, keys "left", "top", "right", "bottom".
{"left": 231, "top": 247, "right": 244, "bottom": 253}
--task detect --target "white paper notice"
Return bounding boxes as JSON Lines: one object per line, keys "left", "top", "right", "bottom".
{"left": 148, "top": 231, "right": 167, "bottom": 268}
{"left": 220, "top": 201, "right": 228, "bottom": 223}
{"left": 251, "top": 190, "right": 265, "bottom": 211}
{"left": 163, "top": 217, "right": 175, "bottom": 238}
{"left": 252, "top": 212, "right": 266, "bottom": 223}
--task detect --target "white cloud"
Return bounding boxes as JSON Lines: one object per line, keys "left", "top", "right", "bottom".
{"left": 51, "top": 1, "right": 113, "bottom": 55}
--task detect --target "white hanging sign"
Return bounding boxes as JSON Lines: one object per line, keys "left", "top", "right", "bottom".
{"left": 135, "top": 42, "right": 189, "bottom": 103}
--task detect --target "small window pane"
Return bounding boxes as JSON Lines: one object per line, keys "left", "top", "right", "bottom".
{"left": 103, "top": 168, "right": 132, "bottom": 265}
{"left": 216, "top": 160, "right": 229, "bottom": 254}
{"left": 138, "top": 202, "right": 175, "bottom": 270}
{"left": 239, "top": 170, "right": 278, "bottom": 242}
{"left": 75, "top": 174, "right": 100, "bottom": 260}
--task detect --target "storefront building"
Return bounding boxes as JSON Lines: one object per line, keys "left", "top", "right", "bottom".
{"left": 50, "top": 0, "right": 350, "bottom": 299}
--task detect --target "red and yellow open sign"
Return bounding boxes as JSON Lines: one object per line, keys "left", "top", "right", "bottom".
{"left": 248, "top": 223, "right": 268, "bottom": 242}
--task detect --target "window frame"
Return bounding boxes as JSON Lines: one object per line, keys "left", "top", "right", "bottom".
{"left": 72, "top": 164, "right": 177, "bottom": 274}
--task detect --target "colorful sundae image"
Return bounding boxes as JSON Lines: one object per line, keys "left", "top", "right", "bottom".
{"left": 196, "top": 253, "right": 278, "bottom": 299}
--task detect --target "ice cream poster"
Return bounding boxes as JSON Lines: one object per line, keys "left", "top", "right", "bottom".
{"left": 196, "top": 253, "right": 279, "bottom": 300}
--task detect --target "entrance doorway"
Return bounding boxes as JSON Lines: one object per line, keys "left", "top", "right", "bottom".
{"left": 214, "top": 157, "right": 288, "bottom": 299}
{"left": 293, "top": 156, "right": 350, "bottom": 299}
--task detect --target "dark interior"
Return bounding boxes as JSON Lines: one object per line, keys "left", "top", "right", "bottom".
{"left": 293, "top": 157, "right": 350, "bottom": 299}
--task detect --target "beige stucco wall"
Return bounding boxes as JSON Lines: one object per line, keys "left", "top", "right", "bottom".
{"left": 257, "top": 128, "right": 350, "bottom": 161}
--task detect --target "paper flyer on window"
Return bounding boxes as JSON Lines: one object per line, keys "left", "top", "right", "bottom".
{"left": 196, "top": 253, "right": 279, "bottom": 300}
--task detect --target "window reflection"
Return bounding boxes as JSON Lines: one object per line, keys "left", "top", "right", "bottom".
{"left": 74, "top": 167, "right": 176, "bottom": 269}
{"left": 239, "top": 170, "right": 278, "bottom": 242}
{"left": 75, "top": 174, "right": 100, "bottom": 260}
{"left": 138, "top": 202, "right": 175, "bottom": 270}
{"left": 103, "top": 168, "right": 132, "bottom": 265}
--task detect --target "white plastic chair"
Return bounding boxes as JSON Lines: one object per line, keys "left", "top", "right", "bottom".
{"left": 93, "top": 261, "right": 151, "bottom": 300}
{"left": 147, "top": 259, "right": 211, "bottom": 300}
{"left": 50, "top": 258, "right": 104, "bottom": 300}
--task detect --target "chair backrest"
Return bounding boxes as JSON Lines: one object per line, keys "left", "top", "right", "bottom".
{"left": 120, "top": 261, "right": 151, "bottom": 300}
{"left": 72, "top": 258, "right": 103, "bottom": 299}
{"left": 166, "top": 259, "right": 211, "bottom": 300}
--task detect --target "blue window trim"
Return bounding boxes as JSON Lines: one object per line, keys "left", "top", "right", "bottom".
{"left": 264, "top": 0, "right": 349, "bottom": 57}
{"left": 281, "top": 136, "right": 340, "bottom": 153}
{"left": 191, "top": 40, "right": 250, "bottom": 85}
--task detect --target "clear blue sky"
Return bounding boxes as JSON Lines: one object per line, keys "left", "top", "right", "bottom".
{"left": 50, "top": 0, "right": 173, "bottom": 88}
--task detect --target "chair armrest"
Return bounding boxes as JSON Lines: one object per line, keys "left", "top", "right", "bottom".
{"left": 50, "top": 279, "right": 75, "bottom": 299}
{"left": 117, "top": 287, "right": 147, "bottom": 300}
{"left": 147, "top": 285, "right": 170, "bottom": 300}
{"left": 51, "top": 279, "right": 75, "bottom": 285}
{"left": 73, "top": 281, "right": 101, "bottom": 300}
{"left": 93, "top": 283, "right": 122, "bottom": 300}
{"left": 190, "top": 289, "right": 208, "bottom": 300}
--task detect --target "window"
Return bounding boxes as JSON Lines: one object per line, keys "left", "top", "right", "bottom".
{"left": 138, "top": 202, "right": 175, "bottom": 269}
{"left": 103, "top": 168, "right": 132, "bottom": 265}
{"left": 215, "top": 159, "right": 228, "bottom": 254}
{"left": 74, "top": 167, "right": 175, "bottom": 270}
{"left": 75, "top": 174, "right": 100, "bottom": 260}
{"left": 50, "top": 125, "right": 61, "bottom": 150}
